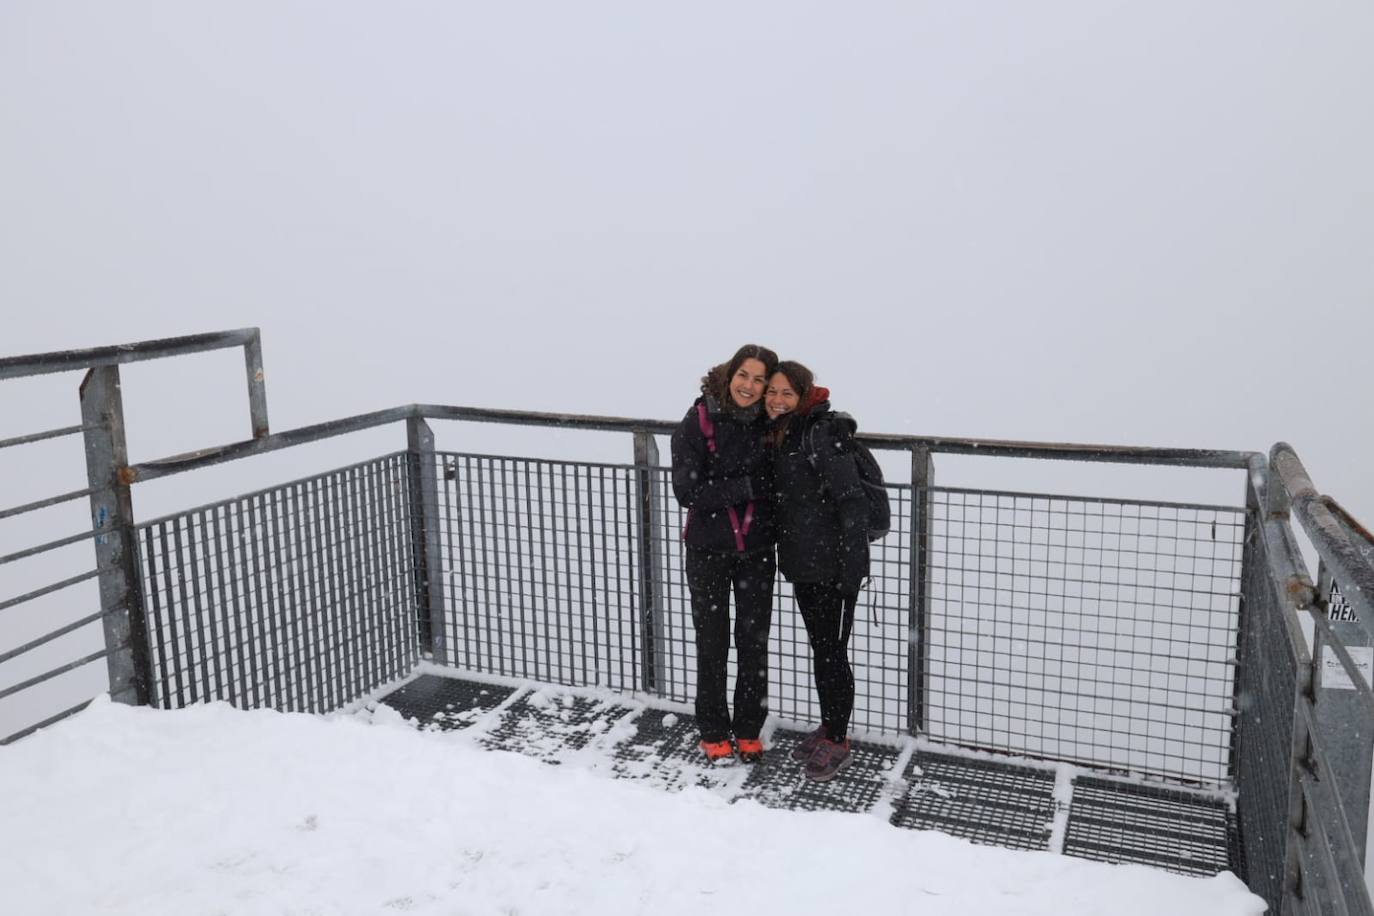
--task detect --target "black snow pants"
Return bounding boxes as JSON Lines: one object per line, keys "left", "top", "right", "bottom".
{"left": 794, "top": 582, "right": 856, "bottom": 741}
{"left": 685, "top": 546, "right": 776, "bottom": 743}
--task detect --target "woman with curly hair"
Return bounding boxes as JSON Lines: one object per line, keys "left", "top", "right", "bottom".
{"left": 670, "top": 344, "right": 780, "bottom": 765}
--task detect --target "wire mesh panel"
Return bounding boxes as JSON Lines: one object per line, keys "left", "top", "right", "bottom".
{"left": 136, "top": 453, "right": 419, "bottom": 713}
{"left": 1233, "top": 515, "right": 1298, "bottom": 914}
{"left": 922, "top": 487, "right": 1245, "bottom": 786}
{"left": 438, "top": 453, "right": 643, "bottom": 691}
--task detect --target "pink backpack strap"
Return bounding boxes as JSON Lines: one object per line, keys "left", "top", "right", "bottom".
{"left": 695, "top": 401, "right": 754, "bottom": 551}
{"left": 697, "top": 403, "right": 716, "bottom": 453}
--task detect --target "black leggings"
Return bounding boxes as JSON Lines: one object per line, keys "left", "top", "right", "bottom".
{"left": 794, "top": 582, "right": 856, "bottom": 741}
{"left": 686, "top": 546, "right": 776, "bottom": 743}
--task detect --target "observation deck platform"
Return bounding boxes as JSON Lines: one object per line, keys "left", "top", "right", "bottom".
{"left": 378, "top": 671, "right": 1242, "bottom": 879}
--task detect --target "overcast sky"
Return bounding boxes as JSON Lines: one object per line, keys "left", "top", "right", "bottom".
{"left": 3, "top": 1, "right": 1371, "bottom": 520}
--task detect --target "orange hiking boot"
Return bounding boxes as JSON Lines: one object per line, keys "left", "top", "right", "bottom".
{"left": 699, "top": 739, "right": 736, "bottom": 764}
{"left": 736, "top": 738, "right": 764, "bottom": 764}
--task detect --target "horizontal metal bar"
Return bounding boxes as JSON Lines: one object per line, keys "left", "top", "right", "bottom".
{"left": 0, "top": 698, "right": 97, "bottom": 746}
{"left": 0, "top": 424, "right": 88, "bottom": 450}
{"left": 438, "top": 449, "right": 641, "bottom": 474}
{"left": 0, "top": 328, "right": 260, "bottom": 381}
{"left": 417, "top": 404, "right": 1258, "bottom": 468}
{"left": 124, "top": 406, "right": 416, "bottom": 484}
{"left": 0, "top": 610, "right": 107, "bottom": 666}
{"left": 0, "top": 528, "right": 101, "bottom": 567}
{"left": 0, "top": 568, "right": 104, "bottom": 615}
{"left": 1271, "top": 443, "right": 1374, "bottom": 638}
{"left": 134, "top": 450, "right": 408, "bottom": 529}
{"left": 1326, "top": 496, "right": 1374, "bottom": 549}
{"left": 0, "top": 646, "right": 113, "bottom": 702}
{"left": 120, "top": 402, "right": 1259, "bottom": 489}
{"left": 0, "top": 485, "right": 101, "bottom": 521}
{"left": 933, "top": 483, "right": 1247, "bottom": 515}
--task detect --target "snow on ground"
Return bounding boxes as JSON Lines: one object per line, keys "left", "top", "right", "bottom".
{"left": 0, "top": 697, "right": 1265, "bottom": 916}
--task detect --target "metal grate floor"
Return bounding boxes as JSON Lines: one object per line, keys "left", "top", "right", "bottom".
{"left": 891, "top": 752, "right": 1057, "bottom": 851}
{"left": 1063, "top": 777, "right": 1240, "bottom": 877}
{"left": 378, "top": 673, "right": 1241, "bottom": 879}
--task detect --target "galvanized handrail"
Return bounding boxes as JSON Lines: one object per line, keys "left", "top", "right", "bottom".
{"left": 1272, "top": 442, "right": 1374, "bottom": 633}
{"left": 1, "top": 327, "right": 270, "bottom": 439}
{"left": 118, "top": 401, "right": 1261, "bottom": 486}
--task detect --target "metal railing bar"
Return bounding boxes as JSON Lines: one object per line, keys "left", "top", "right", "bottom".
{"left": 0, "top": 568, "right": 105, "bottom": 615}
{"left": 417, "top": 404, "right": 1258, "bottom": 468}
{"left": 0, "top": 328, "right": 260, "bottom": 381}
{"left": 133, "top": 451, "right": 410, "bottom": 530}
{"left": 0, "top": 485, "right": 101, "bottom": 521}
{"left": 0, "top": 528, "right": 101, "bottom": 567}
{"left": 0, "top": 646, "right": 115, "bottom": 702}
{"left": 0, "top": 609, "right": 108, "bottom": 666}
{"left": 1324, "top": 495, "right": 1374, "bottom": 550}
{"left": 1271, "top": 443, "right": 1374, "bottom": 628}
{"left": 0, "top": 698, "right": 98, "bottom": 746}
{"left": 441, "top": 449, "right": 642, "bottom": 474}
{"left": 124, "top": 408, "right": 415, "bottom": 484}
{"left": 0, "top": 424, "right": 89, "bottom": 450}
{"left": 119, "top": 402, "right": 1257, "bottom": 490}
{"left": 931, "top": 484, "right": 1246, "bottom": 515}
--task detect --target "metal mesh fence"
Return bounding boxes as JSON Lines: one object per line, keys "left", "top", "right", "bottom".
{"left": 435, "top": 452, "right": 914, "bottom": 733}
{"left": 136, "top": 453, "right": 419, "bottom": 712}
{"left": 922, "top": 488, "right": 1246, "bottom": 785}
{"left": 437, "top": 453, "right": 643, "bottom": 691}
{"left": 437, "top": 450, "right": 1248, "bottom": 785}
{"left": 1233, "top": 516, "right": 1298, "bottom": 914}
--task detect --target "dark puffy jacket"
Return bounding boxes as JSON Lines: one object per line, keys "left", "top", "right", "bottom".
{"left": 770, "top": 397, "right": 869, "bottom": 591}
{"left": 670, "top": 395, "right": 775, "bottom": 555}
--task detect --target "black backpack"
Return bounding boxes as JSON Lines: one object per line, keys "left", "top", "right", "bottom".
{"left": 803, "top": 413, "right": 892, "bottom": 542}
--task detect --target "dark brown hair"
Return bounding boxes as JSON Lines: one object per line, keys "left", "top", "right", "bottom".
{"left": 767, "top": 360, "right": 816, "bottom": 443}
{"left": 771, "top": 360, "right": 815, "bottom": 406}
{"left": 700, "top": 344, "right": 780, "bottom": 404}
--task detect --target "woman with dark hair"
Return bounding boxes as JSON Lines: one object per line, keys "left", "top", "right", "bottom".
{"left": 764, "top": 360, "right": 870, "bottom": 781}
{"left": 670, "top": 344, "right": 780, "bottom": 765}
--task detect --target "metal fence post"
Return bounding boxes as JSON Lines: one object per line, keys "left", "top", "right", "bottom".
{"left": 1312, "top": 557, "right": 1374, "bottom": 863}
{"left": 243, "top": 329, "right": 270, "bottom": 439}
{"left": 79, "top": 366, "right": 152, "bottom": 705}
{"left": 633, "top": 430, "right": 666, "bottom": 695}
{"left": 407, "top": 416, "right": 446, "bottom": 664}
{"left": 909, "top": 446, "right": 935, "bottom": 736}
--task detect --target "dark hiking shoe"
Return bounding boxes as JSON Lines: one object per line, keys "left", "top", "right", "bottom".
{"left": 736, "top": 738, "right": 764, "bottom": 763}
{"left": 790, "top": 726, "right": 828, "bottom": 762}
{"left": 804, "top": 738, "right": 852, "bottom": 782}
{"left": 699, "top": 739, "right": 736, "bottom": 765}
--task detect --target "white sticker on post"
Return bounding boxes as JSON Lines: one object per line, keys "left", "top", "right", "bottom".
{"left": 1322, "top": 645, "right": 1374, "bottom": 691}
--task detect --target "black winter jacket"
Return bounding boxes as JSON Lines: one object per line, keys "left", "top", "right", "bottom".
{"left": 670, "top": 395, "right": 776, "bottom": 555}
{"left": 769, "top": 403, "right": 870, "bottom": 591}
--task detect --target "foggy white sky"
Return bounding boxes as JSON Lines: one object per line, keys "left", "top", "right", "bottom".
{"left": 3, "top": 1, "right": 1372, "bottom": 521}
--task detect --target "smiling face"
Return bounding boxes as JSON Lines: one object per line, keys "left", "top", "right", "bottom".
{"left": 765, "top": 372, "right": 800, "bottom": 419}
{"left": 730, "top": 358, "right": 768, "bottom": 408}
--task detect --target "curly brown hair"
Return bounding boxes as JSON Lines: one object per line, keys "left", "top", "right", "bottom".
{"left": 700, "top": 344, "right": 780, "bottom": 404}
